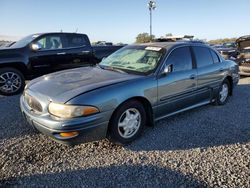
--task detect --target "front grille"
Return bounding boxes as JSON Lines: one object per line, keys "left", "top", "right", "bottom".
{"left": 24, "top": 93, "right": 43, "bottom": 113}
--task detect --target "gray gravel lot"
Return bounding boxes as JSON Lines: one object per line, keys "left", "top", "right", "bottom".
{"left": 0, "top": 77, "right": 250, "bottom": 187}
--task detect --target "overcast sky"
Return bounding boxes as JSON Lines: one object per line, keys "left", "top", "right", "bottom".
{"left": 1, "top": 0, "right": 250, "bottom": 43}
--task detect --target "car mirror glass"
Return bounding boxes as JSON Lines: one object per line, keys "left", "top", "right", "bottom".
{"left": 163, "top": 64, "right": 173, "bottom": 75}
{"left": 31, "top": 43, "right": 41, "bottom": 51}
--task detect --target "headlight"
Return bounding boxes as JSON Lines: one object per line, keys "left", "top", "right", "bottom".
{"left": 48, "top": 103, "right": 99, "bottom": 118}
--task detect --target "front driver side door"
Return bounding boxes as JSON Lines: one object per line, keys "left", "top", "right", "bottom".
{"left": 156, "top": 46, "right": 197, "bottom": 119}
{"left": 29, "top": 34, "right": 68, "bottom": 76}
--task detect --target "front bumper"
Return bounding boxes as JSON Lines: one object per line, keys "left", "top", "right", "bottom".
{"left": 20, "top": 95, "right": 113, "bottom": 145}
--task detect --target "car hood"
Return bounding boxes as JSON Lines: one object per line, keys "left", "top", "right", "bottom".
{"left": 0, "top": 47, "right": 24, "bottom": 59}
{"left": 0, "top": 47, "right": 20, "bottom": 52}
{"left": 236, "top": 35, "right": 250, "bottom": 51}
{"left": 27, "top": 66, "right": 142, "bottom": 103}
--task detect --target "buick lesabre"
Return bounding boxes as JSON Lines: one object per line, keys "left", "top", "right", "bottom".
{"left": 20, "top": 41, "right": 239, "bottom": 145}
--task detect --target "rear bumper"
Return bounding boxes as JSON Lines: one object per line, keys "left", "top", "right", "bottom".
{"left": 239, "top": 66, "right": 250, "bottom": 76}
{"left": 20, "top": 95, "right": 112, "bottom": 145}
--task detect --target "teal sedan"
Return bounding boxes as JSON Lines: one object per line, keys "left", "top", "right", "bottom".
{"left": 20, "top": 41, "right": 239, "bottom": 145}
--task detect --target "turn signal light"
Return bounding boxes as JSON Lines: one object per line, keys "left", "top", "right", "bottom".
{"left": 59, "top": 131, "right": 79, "bottom": 138}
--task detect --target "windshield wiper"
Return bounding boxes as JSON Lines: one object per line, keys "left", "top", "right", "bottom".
{"left": 96, "top": 64, "right": 104, "bottom": 69}
{"left": 110, "top": 67, "right": 127, "bottom": 74}
{"left": 97, "top": 65, "right": 127, "bottom": 74}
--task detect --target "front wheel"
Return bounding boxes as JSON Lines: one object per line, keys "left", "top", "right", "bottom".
{"left": 108, "top": 100, "right": 146, "bottom": 145}
{"left": 215, "top": 80, "right": 230, "bottom": 105}
{"left": 0, "top": 68, "right": 25, "bottom": 96}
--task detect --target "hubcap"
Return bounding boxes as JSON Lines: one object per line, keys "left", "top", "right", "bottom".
{"left": 219, "top": 83, "right": 229, "bottom": 103}
{"left": 0, "top": 72, "right": 22, "bottom": 93}
{"left": 118, "top": 108, "right": 141, "bottom": 139}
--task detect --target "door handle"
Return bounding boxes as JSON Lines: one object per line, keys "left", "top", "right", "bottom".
{"left": 219, "top": 68, "right": 224, "bottom": 72}
{"left": 57, "top": 52, "right": 66, "bottom": 55}
{"left": 81, "top": 51, "right": 90, "bottom": 54}
{"left": 189, "top": 74, "right": 196, "bottom": 79}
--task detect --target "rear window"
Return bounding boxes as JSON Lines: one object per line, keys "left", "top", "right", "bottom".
{"left": 67, "top": 34, "right": 88, "bottom": 48}
{"left": 210, "top": 49, "right": 220, "bottom": 63}
{"left": 192, "top": 46, "right": 213, "bottom": 68}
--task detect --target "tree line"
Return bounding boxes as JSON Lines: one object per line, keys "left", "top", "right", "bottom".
{"left": 208, "top": 38, "right": 237, "bottom": 44}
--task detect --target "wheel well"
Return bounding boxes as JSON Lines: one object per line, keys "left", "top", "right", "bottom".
{"left": 225, "top": 76, "right": 233, "bottom": 96}
{"left": 110, "top": 97, "right": 155, "bottom": 127}
{"left": 0, "top": 63, "right": 27, "bottom": 78}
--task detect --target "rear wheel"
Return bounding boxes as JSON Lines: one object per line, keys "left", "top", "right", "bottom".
{"left": 0, "top": 68, "right": 25, "bottom": 96}
{"left": 108, "top": 100, "right": 146, "bottom": 145}
{"left": 215, "top": 80, "right": 230, "bottom": 105}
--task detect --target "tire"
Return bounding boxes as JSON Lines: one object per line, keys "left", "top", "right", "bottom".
{"left": 108, "top": 100, "right": 146, "bottom": 145}
{"left": 0, "top": 67, "right": 25, "bottom": 96}
{"left": 215, "top": 79, "right": 230, "bottom": 105}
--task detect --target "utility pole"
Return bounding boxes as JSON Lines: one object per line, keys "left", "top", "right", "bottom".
{"left": 148, "top": 0, "right": 156, "bottom": 41}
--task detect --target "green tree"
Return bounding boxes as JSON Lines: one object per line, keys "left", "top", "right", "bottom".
{"left": 135, "top": 33, "right": 155, "bottom": 43}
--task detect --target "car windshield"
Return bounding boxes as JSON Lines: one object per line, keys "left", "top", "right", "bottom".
{"left": 99, "top": 46, "right": 164, "bottom": 75}
{"left": 214, "top": 45, "right": 224, "bottom": 49}
{"left": 223, "top": 43, "right": 236, "bottom": 48}
{"left": 10, "top": 34, "right": 40, "bottom": 48}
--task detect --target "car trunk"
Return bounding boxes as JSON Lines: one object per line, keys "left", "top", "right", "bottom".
{"left": 236, "top": 36, "right": 250, "bottom": 67}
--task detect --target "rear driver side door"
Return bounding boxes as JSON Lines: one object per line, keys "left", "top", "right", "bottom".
{"left": 64, "top": 34, "right": 94, "bottom": 68}
{"left": 192, "top": 46, "right": 225, "bottom": 103}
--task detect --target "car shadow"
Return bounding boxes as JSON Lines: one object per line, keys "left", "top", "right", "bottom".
{"left": 127, "top": 84, "right": 250, "bottom": 152}
{"left": 0, "top": 95, "right": 36, "bottom": 141}
{"left": 0, "top": 164, "right": 207, "bottom": 187}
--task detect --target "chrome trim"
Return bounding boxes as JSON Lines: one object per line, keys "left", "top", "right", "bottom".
{"left": 36, "top": 45, "right": 87, "bottom": 52}
{"left": 57, "top": 52, "right": 66, "bottom": 55}
{"left": 155, "top": 100, "right": 211, "bottom": 121}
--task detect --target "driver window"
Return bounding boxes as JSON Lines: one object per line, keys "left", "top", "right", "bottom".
{"left": 36, "top": 35, "right": 63, "bottom": 50}
{"left": 165, "top": 47, "right": 193, "bottom": 72}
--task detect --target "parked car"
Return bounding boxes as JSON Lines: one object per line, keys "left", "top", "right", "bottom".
{"left": 223, "top": 42, "right": 236, "bottom": 48}
{"left": 0, "top": 32, "right": 123, "bottom": 95}
{"left": 20, "top": 41, "right": 239, "bottom": 145}
{"left": 93, "top": 41, "right": 113, "bottom": 46}
{"left": 212, "top": 44, "right": 237, "bottom": 60}
{"left": 235, "top": 35, "right": 250, "bottom": 76}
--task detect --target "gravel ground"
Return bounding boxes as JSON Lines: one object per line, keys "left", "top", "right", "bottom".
{"left": 0, "top": 77, "right": 250, "bottom": 188}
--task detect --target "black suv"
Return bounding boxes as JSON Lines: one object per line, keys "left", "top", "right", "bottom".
{"left": 0, "top": 32, "right": 123, "bottom": 95}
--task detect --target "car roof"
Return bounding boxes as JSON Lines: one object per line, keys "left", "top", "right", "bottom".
{"left": 134, "top": 41, "right": 208, "bottom": 50}
{"left": 32, "top": 32, "right": 87, "bottom": 36}
{"left": 236, "top": 35, "right": 250, "bottom": 42}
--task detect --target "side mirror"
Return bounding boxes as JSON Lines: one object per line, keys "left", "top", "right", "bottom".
{"left": 163, "top": 64, "right": 173, "bottom": 75}
{"left": 31, "top": 43, "right": 41, "bottom": 51}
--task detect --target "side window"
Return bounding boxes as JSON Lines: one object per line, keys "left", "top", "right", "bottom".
{"left": 67, "top": 34, "right": 87, "bottom": 48}
{"left": 36, "top": 35, "right": 63, "bottom": 50}
{"left": 165, "top": 47, "right": 193, "bottom": 72}
{"left": 192, "top": 46, "right": 213, "bottom": 68}
{"left": 210, "top": 49, "right": 220, "bottom": 63}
